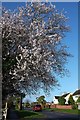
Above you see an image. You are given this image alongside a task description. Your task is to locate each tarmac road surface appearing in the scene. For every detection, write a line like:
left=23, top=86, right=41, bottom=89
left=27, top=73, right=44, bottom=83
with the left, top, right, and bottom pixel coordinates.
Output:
left=7, top=108, right=80, bottom=120
left=25, top=108, right=80, bottom=120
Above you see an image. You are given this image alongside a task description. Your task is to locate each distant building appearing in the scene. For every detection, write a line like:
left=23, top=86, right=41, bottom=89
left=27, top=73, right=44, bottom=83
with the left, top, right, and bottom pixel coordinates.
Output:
left=46, top=102, right=52, bottom=105
left=46, top=102, right=52, bottom=108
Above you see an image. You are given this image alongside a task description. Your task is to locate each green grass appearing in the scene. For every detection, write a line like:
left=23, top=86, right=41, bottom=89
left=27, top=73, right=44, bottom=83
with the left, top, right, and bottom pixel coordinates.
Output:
left=44, top=108, right=80, bottom=114
left=15, top=110, right=45, bottom=120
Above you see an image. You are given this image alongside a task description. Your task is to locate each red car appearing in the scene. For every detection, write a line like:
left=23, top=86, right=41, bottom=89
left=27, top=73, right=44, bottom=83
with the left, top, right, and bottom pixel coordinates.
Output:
left=33, top=104, right=42, bottom=111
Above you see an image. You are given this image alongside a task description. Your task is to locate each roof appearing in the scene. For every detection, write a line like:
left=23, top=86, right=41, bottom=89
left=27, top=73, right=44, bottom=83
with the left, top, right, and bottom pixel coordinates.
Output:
left=62, top=93, right=70, bottom=97
left=55, top=96, right=60, bottom=99
left=55, top=93, right=70, bottom=99
left=73, top=89, right=80, bottom=96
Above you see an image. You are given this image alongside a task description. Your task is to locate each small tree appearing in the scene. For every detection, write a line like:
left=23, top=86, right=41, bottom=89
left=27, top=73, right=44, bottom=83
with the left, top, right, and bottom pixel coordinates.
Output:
left=15, top=97, right=21, bottom=110
left=37, top=96, right=46, bottom=108
left=25, top=101, right=30, bottom=108
left=68, top=95, right=75, bottom=105
left=77, top=96, right=80, bottom=103
left=7, top=97, right=14, bottom=109
left=58, top=96, right=66, bottom=105
left=31, top=102, right=38, bottom=107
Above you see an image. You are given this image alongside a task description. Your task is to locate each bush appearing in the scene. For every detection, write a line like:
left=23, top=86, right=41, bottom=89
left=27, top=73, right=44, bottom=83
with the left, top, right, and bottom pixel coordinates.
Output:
left=68, top=95, right=75, bottom=105
left=58, top=97, right=66, bottom=105
left=72, top=104, right=78, bottom=109
left=77, top=96, right=80, bottom=103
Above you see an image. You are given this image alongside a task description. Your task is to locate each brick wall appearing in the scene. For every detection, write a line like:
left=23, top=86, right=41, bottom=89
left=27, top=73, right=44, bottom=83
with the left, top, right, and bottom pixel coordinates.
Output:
left=50, top=104, right=72, bottom=109
left=56, top=105, right=72, bottom=109
left=50, top=104, right=56, bottom=108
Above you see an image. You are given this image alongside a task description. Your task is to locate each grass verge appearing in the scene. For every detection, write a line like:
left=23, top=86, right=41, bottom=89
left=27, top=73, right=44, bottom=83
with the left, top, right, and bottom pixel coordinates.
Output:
left=44, top=108, right=80, bottom=114
left=15, top=110, right=45, bottom=120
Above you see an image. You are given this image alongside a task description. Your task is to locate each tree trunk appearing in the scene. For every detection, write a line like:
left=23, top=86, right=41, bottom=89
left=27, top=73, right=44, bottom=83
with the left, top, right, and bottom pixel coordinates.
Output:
left=20, top=94, right=22, bottom=110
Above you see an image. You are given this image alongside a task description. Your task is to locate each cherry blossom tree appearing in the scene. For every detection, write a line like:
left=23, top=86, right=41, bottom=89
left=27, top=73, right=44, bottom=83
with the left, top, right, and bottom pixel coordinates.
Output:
left=2, top=2, right=71, bottom=99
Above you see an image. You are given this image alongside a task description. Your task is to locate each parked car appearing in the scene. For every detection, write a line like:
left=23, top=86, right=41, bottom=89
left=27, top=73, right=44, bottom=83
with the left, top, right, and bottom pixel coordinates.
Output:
left=33, top=104, right=42, bottom=111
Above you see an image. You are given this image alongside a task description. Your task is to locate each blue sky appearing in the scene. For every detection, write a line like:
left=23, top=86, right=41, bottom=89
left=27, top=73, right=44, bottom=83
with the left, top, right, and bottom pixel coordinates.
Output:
left=2, top=2, right=78, bottom=102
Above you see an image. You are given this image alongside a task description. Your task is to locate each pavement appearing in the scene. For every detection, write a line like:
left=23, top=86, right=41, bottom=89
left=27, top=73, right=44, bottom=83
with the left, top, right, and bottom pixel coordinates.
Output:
left=7, top=109, right=19, bottom=120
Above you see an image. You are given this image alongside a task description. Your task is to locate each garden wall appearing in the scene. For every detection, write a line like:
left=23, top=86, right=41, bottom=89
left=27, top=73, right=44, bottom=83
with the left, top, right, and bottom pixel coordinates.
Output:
left=50, top=104, right=72, bottom=109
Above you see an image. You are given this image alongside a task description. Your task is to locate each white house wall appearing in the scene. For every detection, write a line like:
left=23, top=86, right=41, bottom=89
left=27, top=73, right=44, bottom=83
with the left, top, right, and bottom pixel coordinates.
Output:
left=73, top=95, right=80, bottom=102
left=53, top=97, right=59, bottom=104
left=65, top=93, right=72, bottom=104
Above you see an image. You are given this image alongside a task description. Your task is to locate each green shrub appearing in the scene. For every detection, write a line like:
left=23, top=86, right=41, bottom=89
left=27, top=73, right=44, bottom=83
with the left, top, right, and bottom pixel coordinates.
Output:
left=68, top=95, right=75, bottom=105
left=58, top=97, right=66, bottom=105
left=72, top=104, right=78, bottom=109
left=77, top=96, right=80, bottom=103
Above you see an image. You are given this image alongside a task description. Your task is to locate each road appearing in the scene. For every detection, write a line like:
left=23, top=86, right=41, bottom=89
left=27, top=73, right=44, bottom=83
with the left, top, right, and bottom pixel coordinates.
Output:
left=25, top=108, right=80, bottom=120
left=41, top=109, right=80, bottom=120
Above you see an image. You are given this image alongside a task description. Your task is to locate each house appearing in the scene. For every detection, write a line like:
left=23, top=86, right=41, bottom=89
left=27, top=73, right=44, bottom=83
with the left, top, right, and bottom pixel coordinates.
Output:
left=72, top=89, right=80, bottom=110
left=45, top=102, right=52, bottom=108
left=53, top=93, right=72, bottom=104
left=53, top=89, right=80, bottom=105
left=73, top=89, right=80, bottom=102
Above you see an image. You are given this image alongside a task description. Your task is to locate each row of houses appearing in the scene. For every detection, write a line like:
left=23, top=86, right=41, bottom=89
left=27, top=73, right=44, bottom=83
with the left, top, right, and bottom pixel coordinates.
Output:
left=53, top=89, right=80, bottom=104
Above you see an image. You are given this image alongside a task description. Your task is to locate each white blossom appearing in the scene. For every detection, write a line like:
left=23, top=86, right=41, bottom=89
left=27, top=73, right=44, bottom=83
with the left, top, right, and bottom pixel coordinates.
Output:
left=2, top=2, right=70, bottom=94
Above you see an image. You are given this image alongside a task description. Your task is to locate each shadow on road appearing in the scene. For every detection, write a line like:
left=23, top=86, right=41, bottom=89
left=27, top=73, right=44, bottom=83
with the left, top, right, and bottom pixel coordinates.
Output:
left=6, top=108, right=19, bottom=120
left=26, top=118, right=80, bottom=120
left=44, top=118, right=79, bottom=120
